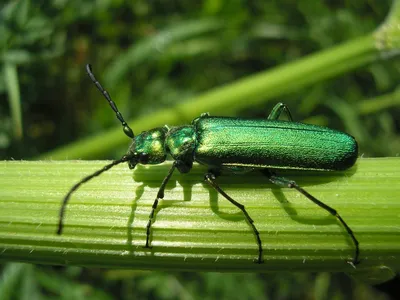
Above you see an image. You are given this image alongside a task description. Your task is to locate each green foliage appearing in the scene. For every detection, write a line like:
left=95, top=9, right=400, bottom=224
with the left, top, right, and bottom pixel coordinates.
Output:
left=0, top=265, right=388, bottom=300
left=0, top=0, right=398, bottom=159
left=0, top=0, right=399, bottom=299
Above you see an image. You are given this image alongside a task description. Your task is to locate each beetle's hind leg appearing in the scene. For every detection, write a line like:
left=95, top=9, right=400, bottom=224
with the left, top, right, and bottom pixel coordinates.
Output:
left=204, top=171, right=263, bottom=264
left=260, top=169, right=360, bottom=266
left=268, top=103, right=294, bottom=121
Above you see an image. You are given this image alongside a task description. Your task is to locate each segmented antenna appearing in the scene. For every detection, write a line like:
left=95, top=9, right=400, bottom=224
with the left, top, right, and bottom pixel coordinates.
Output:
left=57, top=155, right=132, bottom=235
left=86, top=64, right=134, bottom=138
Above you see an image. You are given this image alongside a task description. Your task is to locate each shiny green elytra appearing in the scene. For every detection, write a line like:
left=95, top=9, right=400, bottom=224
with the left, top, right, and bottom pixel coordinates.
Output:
left=57, top=64, right=359, bottom=266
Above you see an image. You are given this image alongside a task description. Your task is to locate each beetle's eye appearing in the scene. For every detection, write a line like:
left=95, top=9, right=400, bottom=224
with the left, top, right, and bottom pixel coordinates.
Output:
left=139, top=152, right=149, bottom=163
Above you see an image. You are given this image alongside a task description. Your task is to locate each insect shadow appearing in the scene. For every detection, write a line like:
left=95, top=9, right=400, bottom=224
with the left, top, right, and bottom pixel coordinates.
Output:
left=207, top=166, right=357, bottom=222
left=126, top=163, right=357, bottom=254
left=127, top=164, right=198, bottom=254
left=267, top=166, right=357, bottom=222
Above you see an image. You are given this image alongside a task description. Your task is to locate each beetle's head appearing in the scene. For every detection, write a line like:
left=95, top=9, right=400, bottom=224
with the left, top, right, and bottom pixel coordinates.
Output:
left=126, top=127, right=168, bottom=169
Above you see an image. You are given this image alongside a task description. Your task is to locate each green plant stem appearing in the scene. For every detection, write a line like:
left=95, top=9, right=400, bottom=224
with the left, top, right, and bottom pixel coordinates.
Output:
left=39, top=34, right=380, bottom=160
left=0, top=158, right=399, bottom=278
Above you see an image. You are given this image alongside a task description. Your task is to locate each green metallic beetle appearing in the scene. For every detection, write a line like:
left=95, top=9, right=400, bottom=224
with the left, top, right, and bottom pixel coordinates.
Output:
left=58, top=64, right=359, bottom=265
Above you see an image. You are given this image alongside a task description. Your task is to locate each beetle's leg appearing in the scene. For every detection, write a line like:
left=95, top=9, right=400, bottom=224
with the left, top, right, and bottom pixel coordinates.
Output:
left=191, top=112, right=210, bottom=125
left=204, top=171, right=263, bottom=264
left=268, top=103, right=294, bottom=121
left=261, top=169, right=360, bottom=266
left=145, top=162, right=177, bottom=248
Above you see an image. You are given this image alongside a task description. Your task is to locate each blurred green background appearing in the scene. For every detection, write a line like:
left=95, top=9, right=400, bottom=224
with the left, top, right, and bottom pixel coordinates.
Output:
left=1, top=0, right=399, bottom=299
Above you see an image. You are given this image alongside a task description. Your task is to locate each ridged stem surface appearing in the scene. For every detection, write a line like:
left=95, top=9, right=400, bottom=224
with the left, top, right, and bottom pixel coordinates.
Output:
left=0, top=159, right=399, bottom=282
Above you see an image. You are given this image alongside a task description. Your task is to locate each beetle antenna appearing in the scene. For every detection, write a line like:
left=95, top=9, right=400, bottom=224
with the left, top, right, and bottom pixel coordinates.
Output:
left=57, top=155, right=133, bottom=235
left=86, top=64, right=134, bottom=139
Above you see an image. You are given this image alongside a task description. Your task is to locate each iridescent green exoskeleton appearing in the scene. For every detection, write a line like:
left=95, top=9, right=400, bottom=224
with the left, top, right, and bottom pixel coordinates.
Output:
left=57, top=64, right=360, bottom=265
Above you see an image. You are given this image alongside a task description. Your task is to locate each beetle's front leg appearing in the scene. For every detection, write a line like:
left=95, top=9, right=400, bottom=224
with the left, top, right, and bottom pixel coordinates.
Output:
left=204, top=171, right=263, bottom=264
left=144, top=162, right=177, bottom=248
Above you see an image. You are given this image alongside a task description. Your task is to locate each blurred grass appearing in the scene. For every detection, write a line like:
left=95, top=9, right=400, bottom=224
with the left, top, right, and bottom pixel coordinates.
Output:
left=39, top=34, right=379, bottom=160
left=1, top=1, right=400, bottom=160
left=1, top=0, right=400, bottom=299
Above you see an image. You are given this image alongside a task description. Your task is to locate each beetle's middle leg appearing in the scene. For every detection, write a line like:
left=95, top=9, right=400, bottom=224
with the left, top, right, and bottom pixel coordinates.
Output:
left=260, top=169, right=360, bottom=266
left=144, top=162, right=177, bottom=248
left=204, top=171, right=263, bottom=264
